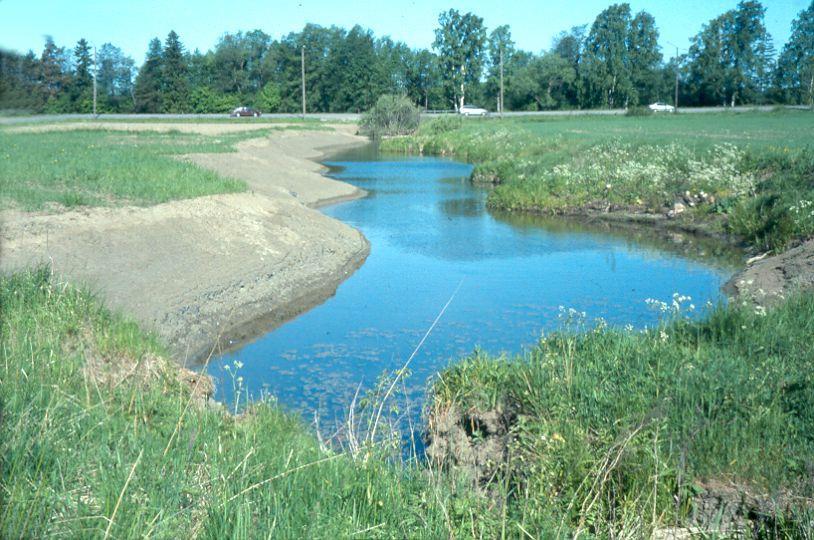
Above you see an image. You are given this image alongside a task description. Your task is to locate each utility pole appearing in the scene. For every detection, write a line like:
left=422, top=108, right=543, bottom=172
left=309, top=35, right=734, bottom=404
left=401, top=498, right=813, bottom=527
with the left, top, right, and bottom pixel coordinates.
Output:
left=300, top=45, right=306, bottom=118
left=499, top=47, right=504, bottom=117
left=673, top=45, right=679, bottom=113
left=667, top=42, right=683, bottom=113
left=93, top=46, right=98, bottom=118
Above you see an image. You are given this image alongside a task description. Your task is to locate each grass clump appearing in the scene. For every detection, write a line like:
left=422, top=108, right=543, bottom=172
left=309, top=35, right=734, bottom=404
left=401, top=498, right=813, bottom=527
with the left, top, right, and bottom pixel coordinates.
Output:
left=429, top=296, right=814, bottom=535
left=382, top=111, right=814, bottom=251
left=0, top=129, right=256, bottom=210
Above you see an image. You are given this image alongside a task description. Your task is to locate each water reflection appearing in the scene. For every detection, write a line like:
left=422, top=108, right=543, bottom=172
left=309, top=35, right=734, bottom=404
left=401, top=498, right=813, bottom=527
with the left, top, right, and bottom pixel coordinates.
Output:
left=209, top=146, right=740, bottom=438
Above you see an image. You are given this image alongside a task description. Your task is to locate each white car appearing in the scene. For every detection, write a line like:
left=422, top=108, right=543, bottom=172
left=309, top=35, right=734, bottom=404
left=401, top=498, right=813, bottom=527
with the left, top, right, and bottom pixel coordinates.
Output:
left=648, top=102, right=675, bottom=113
left=459, top=105, right=489, bottom=117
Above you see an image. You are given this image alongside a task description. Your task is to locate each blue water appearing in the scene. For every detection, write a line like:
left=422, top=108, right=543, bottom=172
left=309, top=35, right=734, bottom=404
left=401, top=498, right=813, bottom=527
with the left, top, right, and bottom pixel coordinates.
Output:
left=209, top=148, right=739, bottom=432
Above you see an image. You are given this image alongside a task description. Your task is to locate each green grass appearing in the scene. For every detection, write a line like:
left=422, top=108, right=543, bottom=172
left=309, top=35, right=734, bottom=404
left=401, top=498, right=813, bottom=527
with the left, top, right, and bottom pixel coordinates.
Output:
left=0, top=129, right=259, bottom=210
left=2, top=269, right=812, bottom=537
left=0, top=269, right=492, bottom=539
left=431, top=296, right=814, bottom=535
left=383, top=110, right=814, bottom=251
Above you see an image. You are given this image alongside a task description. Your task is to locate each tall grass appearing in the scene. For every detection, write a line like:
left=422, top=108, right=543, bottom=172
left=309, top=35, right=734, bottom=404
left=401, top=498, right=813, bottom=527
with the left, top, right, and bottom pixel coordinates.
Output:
left=431, top=295, right=814, bottom=535
left=0, top=269, right=517, bottom=538
left=3, top=268, right=812, bottom=537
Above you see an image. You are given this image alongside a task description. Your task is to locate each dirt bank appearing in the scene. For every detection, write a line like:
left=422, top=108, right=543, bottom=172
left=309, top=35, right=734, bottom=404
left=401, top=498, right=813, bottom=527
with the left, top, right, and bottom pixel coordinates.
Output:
left=726, top=238, right=814, bottom=306
left=1, top=127, right=370, bottom=363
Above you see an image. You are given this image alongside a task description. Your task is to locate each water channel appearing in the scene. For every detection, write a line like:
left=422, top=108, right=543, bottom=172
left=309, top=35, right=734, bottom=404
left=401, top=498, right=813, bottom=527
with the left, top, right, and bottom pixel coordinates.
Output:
left=209, top=146, right=741, bottom=436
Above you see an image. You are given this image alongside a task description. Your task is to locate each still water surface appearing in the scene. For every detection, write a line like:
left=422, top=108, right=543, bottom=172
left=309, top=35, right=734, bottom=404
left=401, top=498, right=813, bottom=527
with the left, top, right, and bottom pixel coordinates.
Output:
left=209, top=147, right=739, bottom=430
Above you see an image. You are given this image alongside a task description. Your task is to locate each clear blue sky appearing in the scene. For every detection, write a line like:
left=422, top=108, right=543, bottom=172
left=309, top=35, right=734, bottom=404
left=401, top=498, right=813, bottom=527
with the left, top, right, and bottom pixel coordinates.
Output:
left=0, top=0, right=808, bottom=62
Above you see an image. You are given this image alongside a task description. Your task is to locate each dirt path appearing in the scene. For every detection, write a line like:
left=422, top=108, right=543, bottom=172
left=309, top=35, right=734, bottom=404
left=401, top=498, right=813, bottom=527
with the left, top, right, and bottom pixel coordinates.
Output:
left=1, top=127, right=370, bottom=364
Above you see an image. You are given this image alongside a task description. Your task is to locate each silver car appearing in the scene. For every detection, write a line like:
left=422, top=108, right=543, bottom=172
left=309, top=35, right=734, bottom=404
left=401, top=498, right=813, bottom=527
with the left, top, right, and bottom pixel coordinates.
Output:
left=648, top=102, right=675, bottom=113
left=459, top=105, right=489, bottom=117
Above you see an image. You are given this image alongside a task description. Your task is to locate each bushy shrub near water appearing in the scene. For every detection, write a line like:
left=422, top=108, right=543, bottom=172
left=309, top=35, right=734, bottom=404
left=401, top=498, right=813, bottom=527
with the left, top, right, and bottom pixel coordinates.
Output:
left=359, top=94, right=421, bottom=139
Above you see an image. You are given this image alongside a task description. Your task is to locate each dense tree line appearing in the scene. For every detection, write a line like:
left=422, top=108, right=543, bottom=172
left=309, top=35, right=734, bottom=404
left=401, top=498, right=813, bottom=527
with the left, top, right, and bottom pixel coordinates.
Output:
left=1, top=1, right=812, bottom=114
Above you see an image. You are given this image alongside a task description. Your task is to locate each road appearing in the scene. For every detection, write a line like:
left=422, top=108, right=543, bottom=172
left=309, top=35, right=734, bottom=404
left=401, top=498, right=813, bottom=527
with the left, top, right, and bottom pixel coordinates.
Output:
left=0, top=105, right=809, bottom=125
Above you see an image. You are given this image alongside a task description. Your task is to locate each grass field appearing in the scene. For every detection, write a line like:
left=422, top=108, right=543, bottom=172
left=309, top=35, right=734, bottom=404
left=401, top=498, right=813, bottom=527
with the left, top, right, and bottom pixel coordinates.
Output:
left=0, top=129, right=258, bottom=210
left=383, top=110, right=814, bottom=251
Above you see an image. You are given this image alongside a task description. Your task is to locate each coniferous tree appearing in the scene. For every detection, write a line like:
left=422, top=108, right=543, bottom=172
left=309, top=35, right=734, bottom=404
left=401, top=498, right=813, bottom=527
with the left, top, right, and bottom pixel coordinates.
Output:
left=39, top=37, right=68, bottom=104
left=161, top=30, right=190, bottom=113
left=485, top=25, right=515, bottom=111
left=686, top=1, right=773, bottom=106
left=134, top=38, right=163, bottom=113
left=72, top=38, right=93, bottom=110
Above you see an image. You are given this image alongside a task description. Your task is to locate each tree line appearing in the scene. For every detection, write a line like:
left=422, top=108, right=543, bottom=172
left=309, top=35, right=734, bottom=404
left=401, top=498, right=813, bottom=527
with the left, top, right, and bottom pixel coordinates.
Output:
left=1, top=1, right=812, bottom=114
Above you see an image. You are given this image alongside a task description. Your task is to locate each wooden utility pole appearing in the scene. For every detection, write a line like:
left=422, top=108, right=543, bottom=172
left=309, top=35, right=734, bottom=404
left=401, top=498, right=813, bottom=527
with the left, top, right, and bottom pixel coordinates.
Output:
left=667, top=42, right=683, bottom=113
left=300, top=45, right=306, bottom=118
left=93, top=46, right=98, bottom=118
left=499, top=47, right=504, bottom=117
left=674, top=46, right=679, bottom=113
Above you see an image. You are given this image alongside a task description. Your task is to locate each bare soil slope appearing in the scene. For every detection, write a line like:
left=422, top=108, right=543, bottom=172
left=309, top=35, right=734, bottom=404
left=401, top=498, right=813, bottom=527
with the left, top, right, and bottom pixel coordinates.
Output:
left=1, top=127, right=369, bottom=363
left=727, top=239, right=814, bottom=306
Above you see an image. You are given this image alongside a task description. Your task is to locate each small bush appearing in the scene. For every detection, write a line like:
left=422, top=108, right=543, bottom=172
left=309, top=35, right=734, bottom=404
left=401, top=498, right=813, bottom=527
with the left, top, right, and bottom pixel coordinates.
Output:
left=419, top=115, right=463, bottom=136
left=360, top=94, right=421, bottom=139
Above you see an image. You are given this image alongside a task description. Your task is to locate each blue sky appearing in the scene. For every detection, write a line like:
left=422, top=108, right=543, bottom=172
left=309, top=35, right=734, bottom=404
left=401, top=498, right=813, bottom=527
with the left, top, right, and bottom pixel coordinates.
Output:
left=0, top=0, right=808, bottom=62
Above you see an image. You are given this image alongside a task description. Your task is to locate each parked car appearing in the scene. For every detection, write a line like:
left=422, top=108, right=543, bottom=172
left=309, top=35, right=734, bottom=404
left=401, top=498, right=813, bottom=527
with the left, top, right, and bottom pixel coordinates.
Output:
left=230, top=106, right=262, bottom=117
left=648, top=102, right=675, bottom=113
left=459, top=104, right=489, bottom=117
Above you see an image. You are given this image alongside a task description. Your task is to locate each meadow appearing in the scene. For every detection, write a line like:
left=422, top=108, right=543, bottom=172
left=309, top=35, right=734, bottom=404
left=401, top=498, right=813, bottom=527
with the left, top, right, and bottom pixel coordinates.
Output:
left=383, top=110, right=814, bottom=251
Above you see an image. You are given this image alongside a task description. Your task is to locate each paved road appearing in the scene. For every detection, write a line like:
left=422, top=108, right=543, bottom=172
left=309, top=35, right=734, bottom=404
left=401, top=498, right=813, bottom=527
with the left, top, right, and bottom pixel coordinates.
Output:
left=1, top=105, right=809, bottom=125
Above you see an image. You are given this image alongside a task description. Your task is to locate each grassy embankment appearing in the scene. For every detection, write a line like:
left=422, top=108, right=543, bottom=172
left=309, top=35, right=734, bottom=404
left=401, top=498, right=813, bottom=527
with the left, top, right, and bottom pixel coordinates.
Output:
left=382, top=111, right=814, bottom=534
left=0, top=123, right=330, bottom=210
left=0, top=129, right=251, bottom=210
left=2, top=121, right=813, bottom=536
left=3, top=270, right=813, bottom=537
left=383, top=111, right=814, bottom=252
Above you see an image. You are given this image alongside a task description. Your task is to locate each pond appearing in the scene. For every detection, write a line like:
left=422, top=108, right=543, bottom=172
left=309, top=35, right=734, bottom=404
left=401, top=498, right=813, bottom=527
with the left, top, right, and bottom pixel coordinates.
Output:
left=208, top=146, right=741, bottom=437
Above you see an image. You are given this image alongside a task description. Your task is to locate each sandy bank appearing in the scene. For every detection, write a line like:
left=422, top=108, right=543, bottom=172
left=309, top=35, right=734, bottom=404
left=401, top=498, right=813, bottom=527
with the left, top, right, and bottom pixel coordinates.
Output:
left=1, top=127, right=370, bottom=363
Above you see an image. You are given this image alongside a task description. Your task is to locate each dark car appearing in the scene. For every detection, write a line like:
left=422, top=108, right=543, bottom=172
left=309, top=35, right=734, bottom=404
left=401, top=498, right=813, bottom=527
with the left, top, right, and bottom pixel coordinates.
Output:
left=230, top=106, right=261, bottom=117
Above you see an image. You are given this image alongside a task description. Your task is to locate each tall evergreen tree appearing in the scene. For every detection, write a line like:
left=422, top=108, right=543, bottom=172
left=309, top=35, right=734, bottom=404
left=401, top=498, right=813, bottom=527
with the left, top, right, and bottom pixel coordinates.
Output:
left=134, top=38, right=163, bottom=113
left=485, top=25, right=515, bottom=111
left=71, top=38, right=93, bottom=110
left=39, top=37, right=68, bottom=104
left=161, top=30, right=190, bottom=113
left=686, top=1, right=773, bottom=106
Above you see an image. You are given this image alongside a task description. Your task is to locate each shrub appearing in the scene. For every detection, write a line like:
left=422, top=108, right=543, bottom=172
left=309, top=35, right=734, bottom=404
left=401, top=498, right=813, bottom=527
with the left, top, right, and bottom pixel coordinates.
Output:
left=419, top=115, right=463, bottom=136
left=360, top=94, right=421, bottom=139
